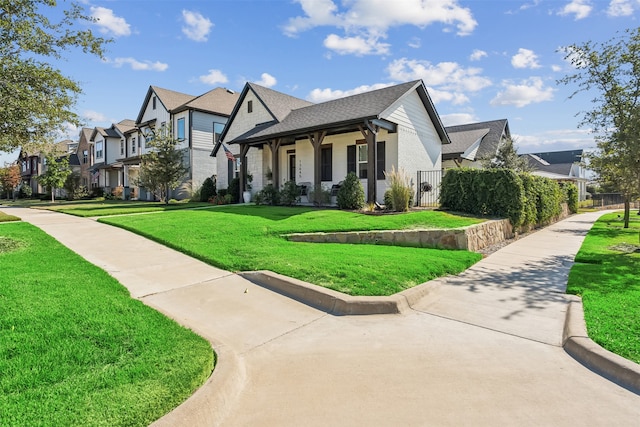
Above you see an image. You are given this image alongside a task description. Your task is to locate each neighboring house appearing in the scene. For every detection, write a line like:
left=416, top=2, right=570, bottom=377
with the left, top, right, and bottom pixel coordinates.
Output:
left=89, top=119, right=136, bottom=197
left=78, top=128, right=94, bottom=189
left=214, top=79, right=450, bottom=205
left=522, top=149, right=589, bottom=200
left=18, top=149, right=44, bottom=195
left=134, top=85, right=239, bottom=200
left=442, top=119, right=511, bottom=170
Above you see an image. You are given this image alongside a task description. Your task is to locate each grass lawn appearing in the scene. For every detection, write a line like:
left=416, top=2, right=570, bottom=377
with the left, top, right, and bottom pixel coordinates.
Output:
left=0, top=210, right=20, bottom=222
left=101, top=205, right=484, bottom=296
left=0, top=222, right=213, bottom=426
left=567, top=212, right=640, bottom=364
left=0, top=199, right=212, bottom=217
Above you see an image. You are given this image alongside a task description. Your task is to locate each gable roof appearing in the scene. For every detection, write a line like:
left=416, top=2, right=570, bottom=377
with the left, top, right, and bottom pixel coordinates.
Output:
left=221, top=80, right=449, bottom=148
left=522, top=153, right=575, bottom=176
left=444, top=119, right=510, bottom=161
left=173, top=87, right=240, bottom=117
left=113, top=119, right=136, bottom=135
left=528, top=149, right=583, bottom=164
left=136, top=86, right=196, bottom=124
left=79, top=127, right=93, bottom=144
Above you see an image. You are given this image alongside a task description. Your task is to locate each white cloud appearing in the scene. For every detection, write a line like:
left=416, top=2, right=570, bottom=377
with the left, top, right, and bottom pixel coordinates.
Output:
left=440, top=113, right=479, bottom=126
left=514, top=128, right=596, bottom=152
left=490, top=77, right=555, bottom=108
left=323, top=34, right=390, bottom=55
left=90, top=6, right=131, bottom=37
left=181, top=10, right=213, bottom=42
left=110, top=57, right=168, bottom=72
left=83, top=110, right=108, bottom=123
left=558, top=0, right=592, bottom=20
left=387, top=58, right=492, bottom=93
left=408, top=37, right=421, bottom=49
left=283, top=0, right=477, bottom=56
left=199, top=69, right=228, bottom=85
left=254, top=73, right=277, bottom=88
left=607, top=0, right=640, bottom=16
left=426, top=87, right=470, bottom=105
left=511, top=48, right=541, bottom=69
left=307, top=83, right=395, bottom=103
left=469, top=49, right=487, bottom=61
left=551, top=64, right=563, bottom=72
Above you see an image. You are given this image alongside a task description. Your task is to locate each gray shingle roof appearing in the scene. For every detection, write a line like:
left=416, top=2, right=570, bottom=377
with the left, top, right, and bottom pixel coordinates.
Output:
left=152, top=86, right=196, bottom=111
left=443, top=128, right=490, bottom=159
left=113, top=119, right=136, bottom=135
left=249, top=83, right=313, bottom=122
left=522, top=153, right=574, bottom=176
left=176, top=87, right=240, bottom=116
left=228, top=80, right=437, bottom=144
left=444, top=119, right=510, bottom=160
left=528, top=149, right=583, bottom=164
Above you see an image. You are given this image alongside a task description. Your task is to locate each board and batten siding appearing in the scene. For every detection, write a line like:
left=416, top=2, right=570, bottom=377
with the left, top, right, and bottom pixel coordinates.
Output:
left=223, top=90, right=274, bottom=142
left=191, top=111, right=228, bottom=151
left=383, top=90, right=442, bottom=175
left=139, top=93, right=171, bottom=128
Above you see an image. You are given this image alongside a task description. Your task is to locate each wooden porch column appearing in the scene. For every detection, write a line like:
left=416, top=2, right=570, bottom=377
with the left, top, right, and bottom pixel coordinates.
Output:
left=267, top=138, right=282, bottom=189
left=308, top=131, right=327, bottom=188
left=239, top=144, right=250, bottom=192
left=359, top=122, right=378, bottom=204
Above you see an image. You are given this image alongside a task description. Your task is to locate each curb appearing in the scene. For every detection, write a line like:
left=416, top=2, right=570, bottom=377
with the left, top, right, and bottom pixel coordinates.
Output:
left=239, top=270, right=442, bottom=315
left=562, top=295, right=640, bottom=395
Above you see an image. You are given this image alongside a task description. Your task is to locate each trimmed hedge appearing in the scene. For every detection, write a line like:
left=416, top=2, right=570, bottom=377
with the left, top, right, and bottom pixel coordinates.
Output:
left=441, top=168, right=569, bottom=229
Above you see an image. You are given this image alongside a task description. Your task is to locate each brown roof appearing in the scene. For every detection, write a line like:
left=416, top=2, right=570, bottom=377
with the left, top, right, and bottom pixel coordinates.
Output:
left=152, top=86, right=196, bottom=111
left=176, top=87, right=240, bottom=116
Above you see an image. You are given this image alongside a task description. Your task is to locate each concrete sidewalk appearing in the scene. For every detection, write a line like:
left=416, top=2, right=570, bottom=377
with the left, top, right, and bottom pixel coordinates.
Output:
left=3, top=206, right=640, bottom=426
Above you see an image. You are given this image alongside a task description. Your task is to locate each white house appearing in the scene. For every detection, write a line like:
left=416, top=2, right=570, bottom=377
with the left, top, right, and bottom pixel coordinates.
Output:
left=522, top=149, right=589, bottom=200
left=214, top=80, right=450, bottom=205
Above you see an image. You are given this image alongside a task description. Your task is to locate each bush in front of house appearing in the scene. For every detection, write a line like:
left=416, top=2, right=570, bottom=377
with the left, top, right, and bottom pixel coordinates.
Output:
left=279, top=180, right=301, bottom=206
left=254, top=183, right=280, bottom=205
left=18, top=183, right=32, bottom=199
left=384, top=166, right=413, bottom=212
left=200, top=177, right=216, bottom=202
left=227, top=178, right=240, bottom=204
left=563, top=183, right=579, bottom=214
left=337, top=172, right=365, bottom=210
left=309, top=184, right=331, bottom=207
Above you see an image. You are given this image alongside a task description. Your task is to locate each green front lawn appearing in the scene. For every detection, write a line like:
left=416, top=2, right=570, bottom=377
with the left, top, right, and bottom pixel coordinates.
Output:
left=0, top=210, right=20, bottom=222
left=41, top=200, right=213, bottom=217
left=0, top=222, right=213, bottom=426
left=101, top=205, right=483, bottom=296
left=567, top=212, right=640, bottom=364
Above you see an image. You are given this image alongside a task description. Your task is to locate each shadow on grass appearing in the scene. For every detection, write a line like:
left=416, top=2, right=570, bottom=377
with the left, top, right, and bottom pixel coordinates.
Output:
left=203, top=205, right=320, bottom=221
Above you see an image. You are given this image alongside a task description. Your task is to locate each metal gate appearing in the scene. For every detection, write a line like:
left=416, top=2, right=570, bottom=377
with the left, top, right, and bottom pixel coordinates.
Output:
left=416, top=170, right=442, bottom=207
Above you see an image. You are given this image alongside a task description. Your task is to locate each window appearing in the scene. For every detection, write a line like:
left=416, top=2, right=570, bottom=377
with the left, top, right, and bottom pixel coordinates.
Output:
left=82, top=150, right=88, bottom=164
left=357, top=144, right=368, bottom=179
left=213, top=122, right=224, bottom=144
left=347, top=140, right=385, bottom=180
left=227, top=155, right=240, bottom=184
left=152, top=96, right=156, bottom=110
left=96, top=141, right=103, bottom=159
left=131, top=137, right=136, bottom=154
left=247, top=100, right=253, bottom=113
left=177, top=118, right=185, bottom=141
left=321, top=145, right=332, bottom=181
left=120, top=140, right=124, bottom=156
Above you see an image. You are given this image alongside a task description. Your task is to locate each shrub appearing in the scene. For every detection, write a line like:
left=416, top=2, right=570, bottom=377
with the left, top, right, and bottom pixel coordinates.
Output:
left=200, top=177, right=216, bottom=202
left=337, top=172, right=365, bottom=210
left=91, top=187, right=104, bottom=198
left=255, top=184, right=279, bottom=205
left=279, top=180, right=301, bottom=206
left=227, top=178, right=240, bottom=204
left=18, top=183, right=32, bottom=199
left=564, top=183, right=579, bottom=214
left=309, top=184, right=331, bottom=207
left=384, top=166, right=413, bottom=212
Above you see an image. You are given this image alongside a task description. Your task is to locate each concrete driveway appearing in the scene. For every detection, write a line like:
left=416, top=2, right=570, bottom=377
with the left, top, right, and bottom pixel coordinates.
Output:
left=5, top=207, right=640, bottom=426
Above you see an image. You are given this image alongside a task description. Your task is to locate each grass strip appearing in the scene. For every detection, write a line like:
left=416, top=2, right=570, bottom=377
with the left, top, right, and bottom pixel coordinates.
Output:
left=0, top=210, right=20, bottom=222
left=0, top=222, right=213, bottom=427
left=567, top=212, right=640, bottom=364
left=100, top=205, right=483, bottom=296
left=40, top=200, right=213, bottom=217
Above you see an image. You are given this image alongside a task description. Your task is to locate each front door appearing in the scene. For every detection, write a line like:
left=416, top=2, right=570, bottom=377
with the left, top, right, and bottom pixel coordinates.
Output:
left=288, top=151, right=296, bottom=183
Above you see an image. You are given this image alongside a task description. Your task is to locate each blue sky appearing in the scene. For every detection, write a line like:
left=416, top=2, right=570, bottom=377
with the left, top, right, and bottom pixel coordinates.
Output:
left=2, top=0, right=639, bottom=165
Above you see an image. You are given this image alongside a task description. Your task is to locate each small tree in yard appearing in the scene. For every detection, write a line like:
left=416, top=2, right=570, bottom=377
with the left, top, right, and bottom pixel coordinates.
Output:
left=480, top=137, right=532, bottom=172
left=38, top=154, right=72, bottom=202
left=558, top=28, right=640, bottom=229
left=137, top=126, right=188, bottom=204
left=0, top=164, right=21, bottom=200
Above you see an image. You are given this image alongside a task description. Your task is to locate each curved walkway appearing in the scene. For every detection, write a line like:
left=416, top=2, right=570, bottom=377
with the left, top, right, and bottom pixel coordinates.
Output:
left=4, top=207, right=640, bottom=426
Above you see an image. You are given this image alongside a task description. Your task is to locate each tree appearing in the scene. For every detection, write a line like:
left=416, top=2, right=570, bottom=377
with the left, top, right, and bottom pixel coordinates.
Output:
left=137, top=126, right=188, bottom=204
left=558, top=28, right=640, bottom=228
left=0, top=0, right=109, bottom=152
left=0, top=164, right=21, bottom=199
left=37, top=153, right=71, bottom=202
left=479, top=137, right=532, bottom=172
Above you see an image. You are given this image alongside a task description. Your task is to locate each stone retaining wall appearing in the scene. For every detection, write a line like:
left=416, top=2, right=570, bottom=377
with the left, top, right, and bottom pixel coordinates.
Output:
left=285, top=219, right=514, bottom=252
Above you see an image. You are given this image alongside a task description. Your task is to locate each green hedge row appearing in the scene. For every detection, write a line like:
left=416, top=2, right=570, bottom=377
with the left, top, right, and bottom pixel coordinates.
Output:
left=440, top=169, right=578, bottom=228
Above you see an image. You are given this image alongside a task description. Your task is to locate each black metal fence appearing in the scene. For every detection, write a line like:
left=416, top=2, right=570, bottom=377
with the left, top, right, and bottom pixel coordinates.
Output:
left=591, top=193, right=625, bottom=207
left=416, top=170, right=442, bottom=207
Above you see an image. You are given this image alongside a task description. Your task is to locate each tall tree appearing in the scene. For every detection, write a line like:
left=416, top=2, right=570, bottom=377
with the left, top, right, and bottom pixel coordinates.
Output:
left=480, top=137, right=532, bottom=172
left=137, top=126, right=188, bottom=205
left=37, top=152, right=71, bottom=202
left=558, top=28, right=640, bottom=228
left=0, top=0, right=109, bottom=152
left=0, top=164, right=21, bottom=199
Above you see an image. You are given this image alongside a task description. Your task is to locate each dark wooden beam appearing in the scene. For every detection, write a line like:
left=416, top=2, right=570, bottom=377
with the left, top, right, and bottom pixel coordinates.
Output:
left=267, top=138, right=282, bottom=189
left=239, top=144, right=250, bottom=193
left=308, top=131, right=326, bottom=189
left=359, top=122, right=378, bottom=203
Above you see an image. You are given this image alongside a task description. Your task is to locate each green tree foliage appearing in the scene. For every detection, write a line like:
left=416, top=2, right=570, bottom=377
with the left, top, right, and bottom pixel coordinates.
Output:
left=137, top=126, right=188, bottom=205
left=199, top=177, right=216, bottom=202
left=0, top=164, right=21, bottom=199
left=479, top=137, right=532, bottom=172
left=37, top=153, right=71, bottom=202
left=558, top=28, right=640, bottom=228
left=337, top=172, right=365, bottom=210
left=0, top=0, right=109, bottom=152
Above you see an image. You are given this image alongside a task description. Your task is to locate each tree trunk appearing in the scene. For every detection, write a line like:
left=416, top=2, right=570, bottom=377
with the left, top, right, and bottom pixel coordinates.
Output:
left=624, top=197, right=630, bottom=229
left=51, top=188, right=55, bottom=203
